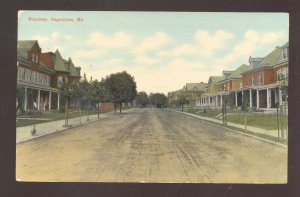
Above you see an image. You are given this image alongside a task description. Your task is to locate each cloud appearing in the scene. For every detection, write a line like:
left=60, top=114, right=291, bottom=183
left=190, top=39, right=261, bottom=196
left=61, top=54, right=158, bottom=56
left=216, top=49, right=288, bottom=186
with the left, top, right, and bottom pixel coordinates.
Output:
left=215, top=29, right=287, bottom=67
left=87, top=31, right=133, bottom=49
left=135, top=55, right=157, bottom=65
left=75, top=49, right=107, bottom=58
left=194, top=30, right=234, bottom=57
left=132, top=32, right=172, bottom=55
left=158, top=43, right=198, bottom=58
left=158, top=30, right=233, bottom=58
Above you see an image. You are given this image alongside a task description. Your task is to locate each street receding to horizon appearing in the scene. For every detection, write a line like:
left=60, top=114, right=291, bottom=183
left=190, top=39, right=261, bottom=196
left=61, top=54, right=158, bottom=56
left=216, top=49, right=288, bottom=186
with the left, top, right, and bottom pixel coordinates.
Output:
left=16, top=108, right=287, bottom=183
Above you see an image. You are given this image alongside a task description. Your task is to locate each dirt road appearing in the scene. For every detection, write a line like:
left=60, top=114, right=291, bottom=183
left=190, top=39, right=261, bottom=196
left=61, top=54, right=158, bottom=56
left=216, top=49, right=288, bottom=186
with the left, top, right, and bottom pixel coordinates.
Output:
left=16, top=108, right=287, bottom=183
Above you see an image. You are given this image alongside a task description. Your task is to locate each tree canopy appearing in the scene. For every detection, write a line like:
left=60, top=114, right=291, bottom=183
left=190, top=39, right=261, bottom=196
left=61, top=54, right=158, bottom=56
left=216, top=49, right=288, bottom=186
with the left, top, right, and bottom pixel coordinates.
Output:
left=149, top=93, right=168, bottom=108
left=104, top=71, right=137, bottom=113
left=136, top=91, right=149, bottom=107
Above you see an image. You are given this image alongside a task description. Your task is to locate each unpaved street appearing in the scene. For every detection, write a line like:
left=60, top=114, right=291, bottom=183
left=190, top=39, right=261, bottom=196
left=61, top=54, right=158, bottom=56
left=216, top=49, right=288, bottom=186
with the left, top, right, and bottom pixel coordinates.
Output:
left=16, top=108, right=287, bottom=183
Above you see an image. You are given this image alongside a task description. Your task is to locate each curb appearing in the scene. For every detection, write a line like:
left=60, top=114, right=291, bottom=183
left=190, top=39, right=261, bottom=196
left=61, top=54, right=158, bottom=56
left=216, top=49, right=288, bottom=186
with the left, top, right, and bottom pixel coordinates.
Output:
left=174, top=110, right=287, bottom=149
left=16, top=114, right=119, bottom=144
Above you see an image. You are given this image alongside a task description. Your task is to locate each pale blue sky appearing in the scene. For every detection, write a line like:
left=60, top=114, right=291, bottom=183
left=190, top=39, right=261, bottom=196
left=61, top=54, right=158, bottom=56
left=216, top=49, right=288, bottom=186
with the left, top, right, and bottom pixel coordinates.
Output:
left=18, top=11, right=289, bottom=94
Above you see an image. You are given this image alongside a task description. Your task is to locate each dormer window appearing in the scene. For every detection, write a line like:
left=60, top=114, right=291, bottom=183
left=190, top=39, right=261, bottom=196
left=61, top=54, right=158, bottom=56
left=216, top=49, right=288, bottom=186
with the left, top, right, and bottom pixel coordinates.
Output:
left=283, top=47, right=288, bottom=60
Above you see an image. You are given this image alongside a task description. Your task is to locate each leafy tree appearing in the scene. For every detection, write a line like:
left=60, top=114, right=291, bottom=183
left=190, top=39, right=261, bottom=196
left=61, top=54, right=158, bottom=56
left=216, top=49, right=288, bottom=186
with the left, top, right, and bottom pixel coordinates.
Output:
left=59, top=77, right=75, bottom=126
left=80, top=73, right=94, bottom=122
left=136, top=91, right=149, bottom=108
left=177, top=94, right=188, bottom=112
left=92, top=79, right=112, bottom=119
left=105, top=71, right=137, bottom=114
left=149, top=93, right=168, bottom=108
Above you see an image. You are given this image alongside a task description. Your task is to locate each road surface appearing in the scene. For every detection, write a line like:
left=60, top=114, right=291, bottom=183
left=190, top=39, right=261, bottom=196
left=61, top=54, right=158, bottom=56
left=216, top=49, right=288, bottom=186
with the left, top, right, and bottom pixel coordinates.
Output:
left=16, top=108, right=287, bottom=183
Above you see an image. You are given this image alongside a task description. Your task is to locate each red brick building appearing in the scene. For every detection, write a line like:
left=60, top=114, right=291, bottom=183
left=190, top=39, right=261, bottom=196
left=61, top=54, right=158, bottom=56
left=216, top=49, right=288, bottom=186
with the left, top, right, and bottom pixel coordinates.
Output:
left=241, top=42, right=288, bottom=110
left=17, top=40, right=81, bottom=113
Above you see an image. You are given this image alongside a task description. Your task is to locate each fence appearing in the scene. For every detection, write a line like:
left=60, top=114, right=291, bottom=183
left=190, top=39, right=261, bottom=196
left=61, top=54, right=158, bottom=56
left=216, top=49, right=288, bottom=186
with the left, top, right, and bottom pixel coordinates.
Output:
left=172, top=103, right=288, bottom=140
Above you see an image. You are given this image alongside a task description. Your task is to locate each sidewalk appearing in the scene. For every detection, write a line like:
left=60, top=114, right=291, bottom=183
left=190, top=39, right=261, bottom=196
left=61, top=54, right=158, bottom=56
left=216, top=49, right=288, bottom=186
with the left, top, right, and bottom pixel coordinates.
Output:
left=168, top=109, right=287, bottom=140
left=16, top=109, right=135, bottom=143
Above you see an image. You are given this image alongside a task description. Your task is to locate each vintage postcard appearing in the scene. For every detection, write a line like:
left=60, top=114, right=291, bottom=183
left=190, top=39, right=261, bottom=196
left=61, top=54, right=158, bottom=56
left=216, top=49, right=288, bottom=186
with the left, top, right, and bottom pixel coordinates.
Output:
left=16, top=11, right=288, bottom=183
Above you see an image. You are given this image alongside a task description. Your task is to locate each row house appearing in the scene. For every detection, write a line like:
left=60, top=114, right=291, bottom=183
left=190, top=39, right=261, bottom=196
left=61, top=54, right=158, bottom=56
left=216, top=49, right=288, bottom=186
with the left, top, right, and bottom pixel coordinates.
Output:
left=17, top=40, right=81, bottom=113
left=196, top=42, right=288, bottom=111
left=168, top=82, right=207, bottom=107
left=196, top=67, right=248, bottom=108
left=240, top=42, right=288, bottom=110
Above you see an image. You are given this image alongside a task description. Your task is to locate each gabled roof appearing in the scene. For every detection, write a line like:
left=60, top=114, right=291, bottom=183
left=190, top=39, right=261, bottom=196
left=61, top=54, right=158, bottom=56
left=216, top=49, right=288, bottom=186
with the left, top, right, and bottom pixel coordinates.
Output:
left=183, top=82, right=207, bottom=91
left=225, top=64, right=249, bottom=80
left=68, top=58, right=81, bottom=77
left=246, top=42, right=289, bottom=73
left=54, top=49, right=69, bottom=72
left=208, top=76, right=224, bottom=84
left=17, top=40, right=39, bottom=50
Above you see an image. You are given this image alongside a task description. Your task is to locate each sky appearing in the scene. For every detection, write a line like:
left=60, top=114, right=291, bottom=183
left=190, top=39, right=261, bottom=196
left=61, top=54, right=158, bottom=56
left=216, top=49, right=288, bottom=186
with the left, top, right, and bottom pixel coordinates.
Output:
left=18, top=11, right=289, bottom=95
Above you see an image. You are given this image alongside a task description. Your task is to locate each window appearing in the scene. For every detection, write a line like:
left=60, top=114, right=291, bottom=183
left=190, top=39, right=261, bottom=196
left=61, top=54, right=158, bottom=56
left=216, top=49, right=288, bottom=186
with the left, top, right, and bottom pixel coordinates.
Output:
left=18, top=67, right=24, bottom=81
left=282, top=47, right=288, bottom=60
left=25, top=69, right=31, bottom=82
left=58, top=76, right=63, bottom=87
left=32, top=53, right=35, bottom=62
left=282, top=88, right=288, bottom=102
left=251, top=76, right=255, bottom=86
left=259, top=73, right=263, bottom=85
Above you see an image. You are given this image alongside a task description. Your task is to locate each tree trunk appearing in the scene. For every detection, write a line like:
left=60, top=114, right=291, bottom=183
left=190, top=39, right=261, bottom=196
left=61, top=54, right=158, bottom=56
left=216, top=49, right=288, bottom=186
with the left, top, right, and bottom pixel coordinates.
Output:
left=114, top=103, right=117, bottom=114
left=97, top=102, right=100, bottom=119
left=79, top=100, right=82, bottom=125
left=119, top=102, right=122, bottom=114
left=181, top=104, right=183, bottom=112
left=65, top=97, right=69, bottom=126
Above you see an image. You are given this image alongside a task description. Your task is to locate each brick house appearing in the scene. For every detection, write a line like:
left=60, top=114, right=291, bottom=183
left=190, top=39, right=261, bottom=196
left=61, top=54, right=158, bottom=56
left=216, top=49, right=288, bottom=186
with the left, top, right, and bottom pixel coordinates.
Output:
left=17, top=40, right=59, bottom=112
left=168, top=82, right=207, bottom=107
left=241, top=42, right=288, bottom=110
left=196, top=75, right=226, bottom=108
left=40, top=50, right=81, bottom=109
left=17, top=40, right=81, bottom=113
left=196, top=65, right=249, bottom=108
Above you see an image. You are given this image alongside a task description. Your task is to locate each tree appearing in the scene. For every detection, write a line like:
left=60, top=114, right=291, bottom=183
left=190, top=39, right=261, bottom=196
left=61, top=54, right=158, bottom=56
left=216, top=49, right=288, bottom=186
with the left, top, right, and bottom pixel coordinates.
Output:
left=177, top=94, right=188, bottom=112
left=80, top=73, right=94, bottom=122
left=59, top=77, right=75, bottom=126
left=92, top=79, right=112, bottom=119
left=105, top=71, right=137, bottom=114
left=136, top=91, right=149, bottom=108
left=149, top=93, right=168, bottom=108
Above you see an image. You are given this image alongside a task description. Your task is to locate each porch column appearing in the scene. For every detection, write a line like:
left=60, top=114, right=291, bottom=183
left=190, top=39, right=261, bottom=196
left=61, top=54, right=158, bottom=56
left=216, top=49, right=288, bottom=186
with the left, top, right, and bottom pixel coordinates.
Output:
left=24, top=87, right=27, bottom=111
left=57, top=92, right=60, bottom=110
left=220, top=95, right=223, bottom=107
left=37, top=89, right=41, bottom=110
left=49, top=91, right=52, bottom=110
left=235, top=91, right=238, bottom=107
left=216, top=95, right=219, bottom=106
left=267, top=88, right=270, bottom=108
left=256, top=89, right=260, bottom=109
left=242, top=90, right=244, bottom=103
left=249, top=89, right=253, bottom=108
left=279, top=87, right=282, bottom=105
left=215, top=95, right=218, bottom=106
left=207, top=97, right=209, bottom=107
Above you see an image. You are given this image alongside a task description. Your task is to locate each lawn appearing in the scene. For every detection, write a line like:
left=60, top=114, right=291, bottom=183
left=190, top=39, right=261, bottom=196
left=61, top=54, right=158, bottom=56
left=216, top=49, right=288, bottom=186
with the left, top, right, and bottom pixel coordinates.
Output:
left=186, top=108, right=288, bottom=130
left=226, top=113, right=288, bottom=130
left=16, top=109, right=112, bottom=127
